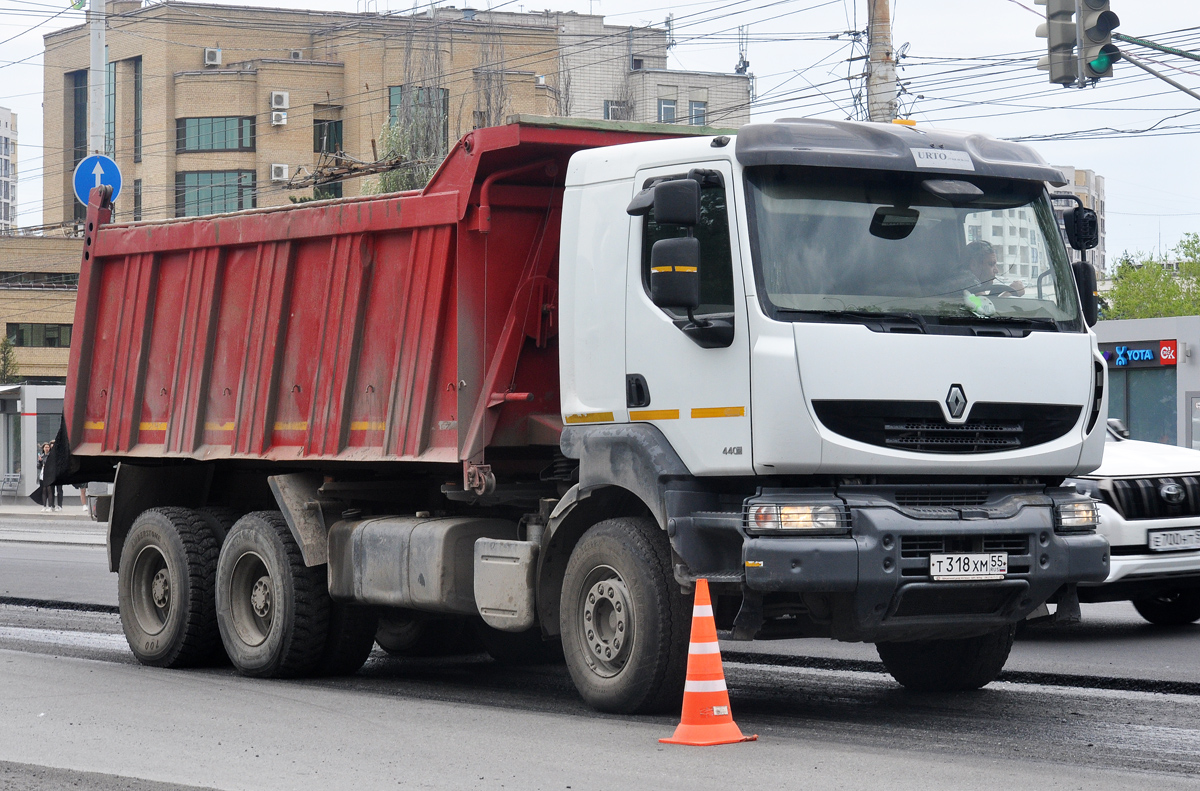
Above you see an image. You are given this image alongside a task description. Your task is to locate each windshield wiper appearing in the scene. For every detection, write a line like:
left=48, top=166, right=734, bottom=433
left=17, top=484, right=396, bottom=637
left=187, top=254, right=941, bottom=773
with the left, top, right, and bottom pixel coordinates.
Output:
left=942, top=314, right=1060, bottom=330
left=777, top=308, right=929, bottom=332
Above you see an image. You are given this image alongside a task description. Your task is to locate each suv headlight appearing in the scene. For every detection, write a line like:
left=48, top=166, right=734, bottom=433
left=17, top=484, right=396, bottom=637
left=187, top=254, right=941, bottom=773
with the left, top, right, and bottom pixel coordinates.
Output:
left=1056, top=500, right=1099, bottom=531
left=745, top=503, right=849, bottom=535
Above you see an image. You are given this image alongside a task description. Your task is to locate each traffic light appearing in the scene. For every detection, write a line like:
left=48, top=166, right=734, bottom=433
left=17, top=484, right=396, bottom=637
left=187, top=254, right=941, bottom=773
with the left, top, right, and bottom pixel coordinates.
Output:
left=1080, top=0, right=1120, bottom=79
left=1035, top=0, right=1078, bottom=85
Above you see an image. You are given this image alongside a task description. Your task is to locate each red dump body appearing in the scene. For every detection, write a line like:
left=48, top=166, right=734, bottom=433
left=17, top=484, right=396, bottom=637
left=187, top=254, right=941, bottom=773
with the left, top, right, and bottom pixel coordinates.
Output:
left=65, top=120, right=679, bottom=468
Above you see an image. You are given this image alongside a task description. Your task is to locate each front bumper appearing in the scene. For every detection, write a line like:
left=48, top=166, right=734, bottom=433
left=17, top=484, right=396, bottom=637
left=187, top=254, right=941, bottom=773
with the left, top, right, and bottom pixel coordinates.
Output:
left=740, top=488, right=1109, bottom=642
left=1070, top=502, right=1200, bottom=601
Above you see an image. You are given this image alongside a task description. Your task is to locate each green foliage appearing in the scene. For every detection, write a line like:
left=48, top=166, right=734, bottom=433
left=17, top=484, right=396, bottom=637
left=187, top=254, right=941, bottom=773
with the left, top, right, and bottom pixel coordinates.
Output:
left=1106, top=234, right=1200, bottom=319
left=362, top=95, right=447, bottom=196
left=0, top=335, right=18, bottom=385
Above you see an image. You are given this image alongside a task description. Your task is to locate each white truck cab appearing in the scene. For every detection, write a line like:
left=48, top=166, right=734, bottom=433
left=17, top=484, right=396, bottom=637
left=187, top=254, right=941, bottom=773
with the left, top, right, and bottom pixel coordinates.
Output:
left=554, top=118, right=1109, bottom=693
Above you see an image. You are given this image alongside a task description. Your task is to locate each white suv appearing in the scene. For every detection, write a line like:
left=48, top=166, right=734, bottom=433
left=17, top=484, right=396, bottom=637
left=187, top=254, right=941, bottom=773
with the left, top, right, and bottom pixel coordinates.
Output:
left=1066, top=420, right=1200, bottom=625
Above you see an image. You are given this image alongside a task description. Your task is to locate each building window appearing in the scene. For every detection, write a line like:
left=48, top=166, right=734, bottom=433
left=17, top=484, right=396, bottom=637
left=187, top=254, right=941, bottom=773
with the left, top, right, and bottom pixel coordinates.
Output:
left=70, top=70, right=87, bottom=167
left=105, top=57, right=115, bottom=158
left=1031, top=246, right=1039, bottom=264
left=967, top=225, right=981, bottom=241
left=632, top=58, right=644, bottom=70
left=133, top=179, right=142, bottom=221
left=1020, top=246, right=1029, bottom=263
left=657, top=99, right=676, bottom=123
left=7, top=323, right=72, bottom=348
left=175, top=170, right=256, bottom=217
left=388, top=85, right=449, bottom=150
left=176, top=117, right=255, bottom=152
left=604, top=100, right=632, bottom=121
left=313, top=119, right=343, bottom=154
left=314, top=182, right=342, bottom=200
left=991, top=225, right=1002, bottom=237
left=688, top=100, right=707, bottom=125
left=133, top=57, right=142, bottom=162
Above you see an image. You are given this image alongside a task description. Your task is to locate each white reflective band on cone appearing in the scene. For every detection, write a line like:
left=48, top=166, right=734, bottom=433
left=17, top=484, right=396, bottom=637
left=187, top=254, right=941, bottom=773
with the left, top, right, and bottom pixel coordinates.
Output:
left=683, top=679, right=728, bottom=693
left=692, top=604, right=714, bottom=617
left=689, top=641, right=721, bottom=654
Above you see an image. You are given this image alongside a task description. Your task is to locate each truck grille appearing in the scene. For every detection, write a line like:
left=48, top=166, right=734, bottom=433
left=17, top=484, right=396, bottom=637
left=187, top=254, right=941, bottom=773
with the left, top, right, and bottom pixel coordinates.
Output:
left=894, top=492, right=989, bottom=508
left=811, top=401, right=1081, bottom=454
left=1109, top=477, right=1200, bottom=520
left=900, top=534, right=1030, bottom=558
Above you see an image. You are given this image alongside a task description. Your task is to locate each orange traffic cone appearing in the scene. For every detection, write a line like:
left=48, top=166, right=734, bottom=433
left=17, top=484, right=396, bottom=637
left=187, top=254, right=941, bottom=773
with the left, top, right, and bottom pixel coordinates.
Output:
left=660, top=578, right=757, bottom=746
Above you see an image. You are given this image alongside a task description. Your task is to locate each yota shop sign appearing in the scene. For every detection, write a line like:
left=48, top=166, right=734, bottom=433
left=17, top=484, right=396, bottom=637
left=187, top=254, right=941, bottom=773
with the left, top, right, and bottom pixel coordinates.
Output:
left=1100, top=340, right=1178, bottom=368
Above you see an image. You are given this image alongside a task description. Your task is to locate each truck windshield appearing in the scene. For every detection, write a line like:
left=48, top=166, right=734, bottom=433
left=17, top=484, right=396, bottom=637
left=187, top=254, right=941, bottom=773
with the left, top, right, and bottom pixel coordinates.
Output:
left=743, top=165, right=1083, bottom=330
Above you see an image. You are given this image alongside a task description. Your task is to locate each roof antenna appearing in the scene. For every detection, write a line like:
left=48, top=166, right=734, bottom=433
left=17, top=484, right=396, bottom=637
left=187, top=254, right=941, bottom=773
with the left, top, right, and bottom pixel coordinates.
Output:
left=735, top=25, right=750, bottom=73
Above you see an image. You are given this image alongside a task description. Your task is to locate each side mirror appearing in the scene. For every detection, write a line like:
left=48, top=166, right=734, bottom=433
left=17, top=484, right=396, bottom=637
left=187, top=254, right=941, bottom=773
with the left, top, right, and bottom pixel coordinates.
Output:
left=1072, top=261, right=1098, bottom=327
left=1063, top=206, right=1099, bottom=251
left=650, top=237, right=700, bottom=310
left=651, top=179, right=700, bottom=226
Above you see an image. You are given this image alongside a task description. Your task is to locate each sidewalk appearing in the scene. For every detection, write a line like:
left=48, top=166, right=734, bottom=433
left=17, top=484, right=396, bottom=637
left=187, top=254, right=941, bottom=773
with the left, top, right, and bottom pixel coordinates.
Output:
left=0, top=503, right=92, bottom=521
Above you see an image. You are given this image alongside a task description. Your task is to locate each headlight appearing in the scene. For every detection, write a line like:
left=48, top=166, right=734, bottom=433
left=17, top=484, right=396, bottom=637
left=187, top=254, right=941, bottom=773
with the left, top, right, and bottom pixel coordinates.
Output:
left=746, top=503, right=848, bottom=535
left=1056, top=500, right=1099, bottom=531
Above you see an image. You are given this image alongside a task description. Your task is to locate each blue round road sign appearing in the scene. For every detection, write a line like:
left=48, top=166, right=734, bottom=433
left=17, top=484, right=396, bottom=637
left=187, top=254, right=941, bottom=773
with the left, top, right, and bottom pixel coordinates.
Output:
left=73, top=154, right=122, bottom=206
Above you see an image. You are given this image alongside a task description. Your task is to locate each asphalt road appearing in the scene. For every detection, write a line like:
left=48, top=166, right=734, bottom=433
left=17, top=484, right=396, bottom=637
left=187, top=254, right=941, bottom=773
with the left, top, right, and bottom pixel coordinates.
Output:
left=3, top=518, right=1200, bottom=789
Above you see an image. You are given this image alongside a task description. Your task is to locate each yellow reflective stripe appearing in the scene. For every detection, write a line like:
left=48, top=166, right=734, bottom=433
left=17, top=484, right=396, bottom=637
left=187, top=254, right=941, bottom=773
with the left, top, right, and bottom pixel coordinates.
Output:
left=273, top=421, right=308, bottom=431
left=650, top=266, right=673, bottom=273
left=564, top=412, right=615, bottom=425
left=673, top=266, right=698, bottom=273
left=691, top=406, right=745, bottom=419
left=204, top=421, right=234, bottom=431
left=138, top=422, right=168, bottom=431
left=349, top=421, right=387, bottom=431
left=649, top=266, right=698, bottom=273
left=83, top=420, right=104, bottom=430
left=630, top=409, right=680, bottom=421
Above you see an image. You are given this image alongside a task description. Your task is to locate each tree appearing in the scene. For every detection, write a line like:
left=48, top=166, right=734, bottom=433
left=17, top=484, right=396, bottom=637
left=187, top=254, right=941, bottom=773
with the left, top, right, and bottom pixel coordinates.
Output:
left=1105, top=235, right=1200, bottom=319
left=0, top=335, right=18, bottom=385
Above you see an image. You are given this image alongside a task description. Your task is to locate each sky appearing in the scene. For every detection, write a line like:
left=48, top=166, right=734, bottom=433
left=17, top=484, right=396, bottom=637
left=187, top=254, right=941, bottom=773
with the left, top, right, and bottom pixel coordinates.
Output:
left=1, top=0, right=1198, bottom=265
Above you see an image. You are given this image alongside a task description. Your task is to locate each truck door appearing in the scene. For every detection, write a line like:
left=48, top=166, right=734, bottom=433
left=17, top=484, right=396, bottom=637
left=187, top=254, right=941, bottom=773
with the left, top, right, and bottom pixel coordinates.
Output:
left=625, top=162, right=752, bottom=475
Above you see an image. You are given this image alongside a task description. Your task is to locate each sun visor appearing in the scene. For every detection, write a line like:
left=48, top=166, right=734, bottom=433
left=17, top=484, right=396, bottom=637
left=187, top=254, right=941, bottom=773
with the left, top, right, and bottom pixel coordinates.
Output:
left=734, top=119, right=1068, bottom=187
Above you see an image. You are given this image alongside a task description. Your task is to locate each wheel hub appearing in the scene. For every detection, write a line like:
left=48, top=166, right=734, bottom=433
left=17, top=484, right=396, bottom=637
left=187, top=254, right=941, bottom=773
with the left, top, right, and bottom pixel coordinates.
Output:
left=151, top=569, right=170, bottom=610
left=250, top=576, right=272, bottom=619
left=583, top=577, right=631, bottom=671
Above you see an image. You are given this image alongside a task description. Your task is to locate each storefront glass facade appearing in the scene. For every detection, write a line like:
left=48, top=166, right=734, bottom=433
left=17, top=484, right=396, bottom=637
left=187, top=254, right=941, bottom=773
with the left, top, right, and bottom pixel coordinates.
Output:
left=1108, top=366, right=1177, bottom=445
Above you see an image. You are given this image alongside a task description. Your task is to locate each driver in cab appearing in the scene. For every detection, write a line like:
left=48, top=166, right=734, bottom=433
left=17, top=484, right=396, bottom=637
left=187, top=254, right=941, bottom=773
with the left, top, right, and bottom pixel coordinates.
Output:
left=956, top=240, right=1025, bottom=297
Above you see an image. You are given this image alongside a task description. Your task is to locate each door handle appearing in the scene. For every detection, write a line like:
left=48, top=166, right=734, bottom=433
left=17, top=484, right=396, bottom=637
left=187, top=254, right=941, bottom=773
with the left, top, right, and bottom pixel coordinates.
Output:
left=626, top=374, right=651, bottom=408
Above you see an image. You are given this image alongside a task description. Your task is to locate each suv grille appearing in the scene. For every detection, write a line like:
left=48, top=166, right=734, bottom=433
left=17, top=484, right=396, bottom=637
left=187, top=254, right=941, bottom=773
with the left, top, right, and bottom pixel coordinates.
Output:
left=1109, top=477, right=1200, bottom=520
left=812, top=401, right=1081, bottom=454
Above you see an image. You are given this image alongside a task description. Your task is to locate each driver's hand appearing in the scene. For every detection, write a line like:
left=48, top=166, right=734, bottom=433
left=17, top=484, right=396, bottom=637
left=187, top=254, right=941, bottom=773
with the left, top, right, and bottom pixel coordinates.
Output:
left=1010, top=280, right=1025, bottom=296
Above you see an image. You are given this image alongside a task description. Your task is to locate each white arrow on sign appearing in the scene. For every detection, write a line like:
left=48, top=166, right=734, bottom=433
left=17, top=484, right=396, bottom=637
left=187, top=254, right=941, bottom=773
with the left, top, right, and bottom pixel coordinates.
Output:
left=92, top=161, right=105, bottom=189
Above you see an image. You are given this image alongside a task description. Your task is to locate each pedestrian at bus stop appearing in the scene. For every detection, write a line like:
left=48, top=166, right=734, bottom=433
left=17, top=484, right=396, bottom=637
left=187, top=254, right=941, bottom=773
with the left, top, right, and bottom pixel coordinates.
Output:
left=37, top=442, right=62, bottom=512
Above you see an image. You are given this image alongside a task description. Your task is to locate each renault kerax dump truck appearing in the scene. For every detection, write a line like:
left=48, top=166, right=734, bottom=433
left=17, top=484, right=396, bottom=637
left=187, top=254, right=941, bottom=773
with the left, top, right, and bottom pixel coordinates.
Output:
left=67, top=116, right=1110, bottom=713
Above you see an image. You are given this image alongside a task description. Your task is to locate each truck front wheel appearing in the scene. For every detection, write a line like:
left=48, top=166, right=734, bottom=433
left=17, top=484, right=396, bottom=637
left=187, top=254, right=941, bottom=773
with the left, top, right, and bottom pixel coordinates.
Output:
left=118, top=507, right=222, bottom=667
left=559, top=516, right=690, bottom=714
left=215, top=511, right=330, bottom=678
left=876, top=625, right=1016, bottom=692
left=1133, top=589, right=1200, bottom=625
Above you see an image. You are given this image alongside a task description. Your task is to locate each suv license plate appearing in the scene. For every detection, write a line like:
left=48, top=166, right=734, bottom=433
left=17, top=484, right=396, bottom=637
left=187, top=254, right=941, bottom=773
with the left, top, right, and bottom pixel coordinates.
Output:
left=929, top=553, right=1008, bottom=581
left=1148, top=528, right=1200, bottom=552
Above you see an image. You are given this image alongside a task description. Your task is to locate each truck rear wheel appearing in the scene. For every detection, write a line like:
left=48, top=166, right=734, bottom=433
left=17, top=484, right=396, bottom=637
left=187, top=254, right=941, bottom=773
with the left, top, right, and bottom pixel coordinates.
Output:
left=375, top=613, right=479, bottom=657
left=476, top=622, right=563, bottom=665
left=117, top=507, right=222, bottom=668
left=876, top=625, right=1016, bottom=692
left=1133, top=589, right=1200, bottom=625
left=559, top=516, right=690, bottom=714
left=215, top=511, right=330, bottom=678
left=318, top=603, right=379, bottom=676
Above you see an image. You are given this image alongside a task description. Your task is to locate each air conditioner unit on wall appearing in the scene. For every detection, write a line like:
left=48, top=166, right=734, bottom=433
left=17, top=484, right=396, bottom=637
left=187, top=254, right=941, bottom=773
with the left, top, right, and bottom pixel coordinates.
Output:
left=271, top=111, right=287, bottom=126
left=290, top=49, right=304, bottom=60
left=271, top=164, right=289, bottom=182
left=204, top=47, right=222, bottom=66
left=270, top=91, right=290, bottom=110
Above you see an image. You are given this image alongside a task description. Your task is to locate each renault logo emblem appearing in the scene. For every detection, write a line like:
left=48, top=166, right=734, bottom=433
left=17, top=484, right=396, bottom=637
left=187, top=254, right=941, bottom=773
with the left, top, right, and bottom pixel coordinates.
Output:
left=1160, top=482, right=1186, bottom=505
left=946, top=384, right=968, bottom=419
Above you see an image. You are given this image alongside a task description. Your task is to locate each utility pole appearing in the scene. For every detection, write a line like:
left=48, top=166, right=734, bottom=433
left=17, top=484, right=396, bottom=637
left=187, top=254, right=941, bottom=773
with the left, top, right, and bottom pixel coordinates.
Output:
left=89, top=0, right=105, bottom=155
left=866, top=0, right=896, bottom=122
